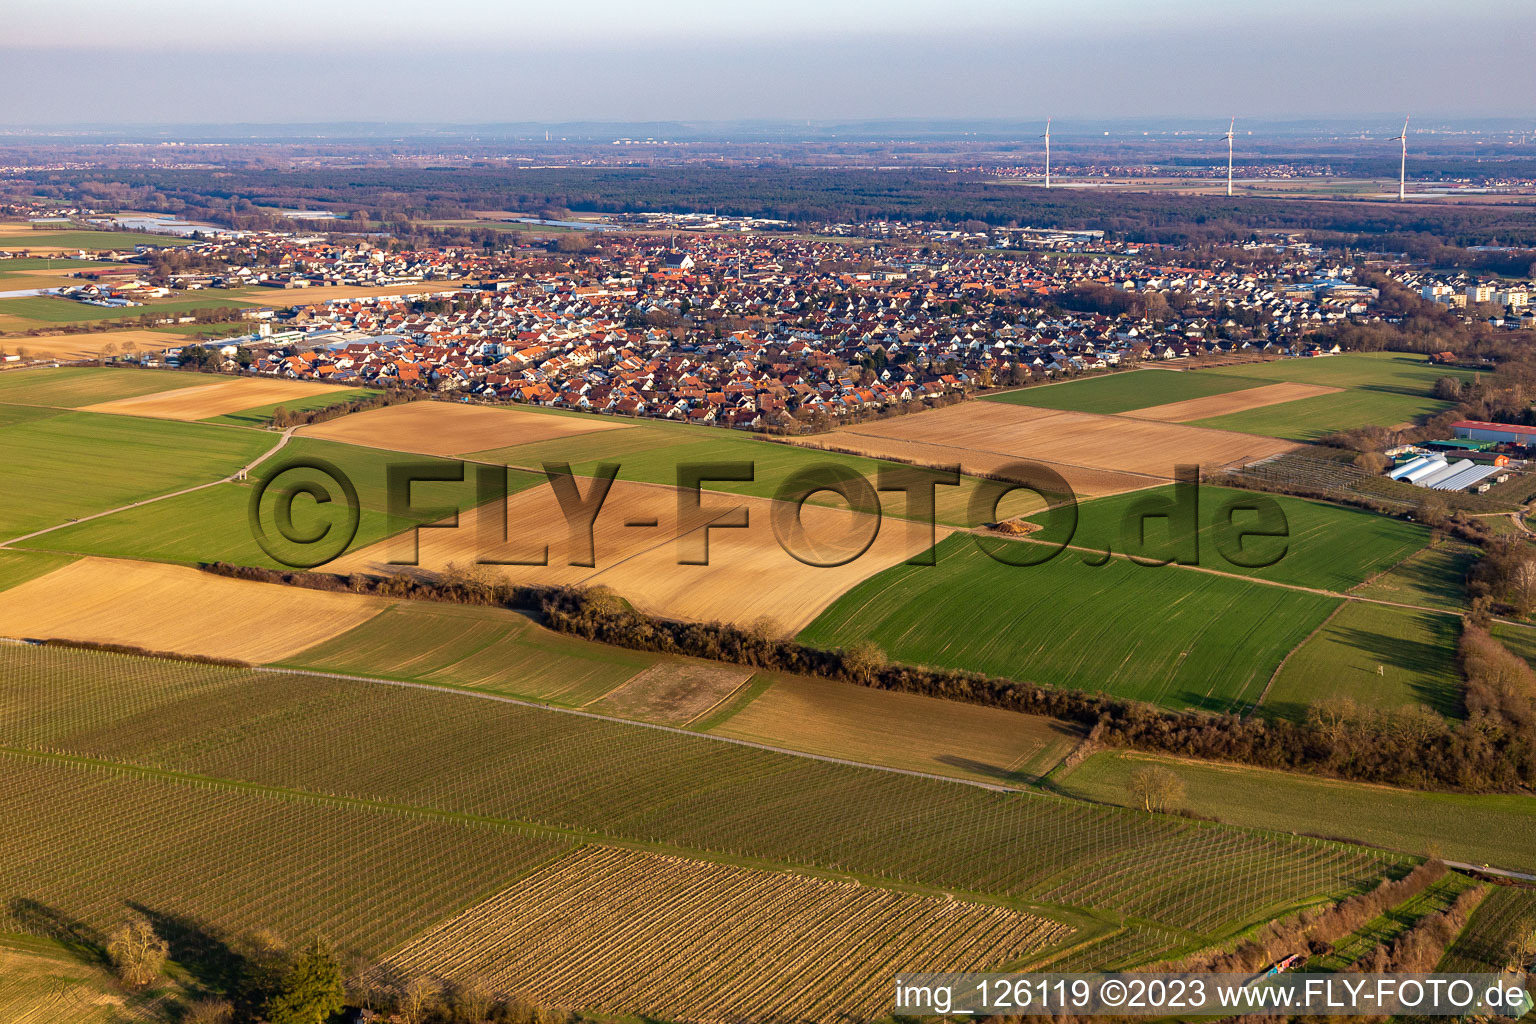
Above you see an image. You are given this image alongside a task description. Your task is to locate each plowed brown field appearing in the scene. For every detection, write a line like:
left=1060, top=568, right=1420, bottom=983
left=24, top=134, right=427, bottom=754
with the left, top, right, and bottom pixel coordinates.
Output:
left=298, top=401, right=630, bottom=457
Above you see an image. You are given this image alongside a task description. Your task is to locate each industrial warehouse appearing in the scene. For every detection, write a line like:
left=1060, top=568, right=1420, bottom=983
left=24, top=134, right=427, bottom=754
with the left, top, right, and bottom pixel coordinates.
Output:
left=1381, top=419, right=1534, bottom=493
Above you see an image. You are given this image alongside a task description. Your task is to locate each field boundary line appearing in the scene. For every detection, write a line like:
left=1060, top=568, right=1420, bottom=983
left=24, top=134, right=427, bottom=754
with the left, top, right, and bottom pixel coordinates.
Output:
left=1250, top=600, right=1347, bottom=714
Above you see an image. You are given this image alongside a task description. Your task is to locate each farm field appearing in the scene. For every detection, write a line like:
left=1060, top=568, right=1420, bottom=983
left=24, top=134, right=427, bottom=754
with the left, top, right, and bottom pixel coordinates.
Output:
left=472, top=423, right=1020, bottom=527
left=2, top=327, right=204, bottom=362
left=280, top=602, right=655, bottom=705
left=1043, top=484, right=1430, bottom=591
left=0, top=229, right=199, bottom=251
left=1261, top=601, right=1463, bottom=720
left=795, top=400, right=1293, bottom=499
left=1491, top=621, right=1536, bottom=668
left=986, top=368, right=1272, bottom=414
left=20, top=436, right=533, bottom=569
left=1054, top=750, right=1536, bottom=872
left=1189, top=354, right=1477, bottom=441
left=0, top=410, right=273, bottom=541
left=707, top=673, right=1081, bottom=785
left=0, top=295, right=255, bottom=331
left=81, top=376, right=351, bottom=421
left=1351, top=540, right=1476, bottom=611
left=799, top=534, right=1341, bottom=711
left=1437, top=885, right=1536, bottom=973
left=0, top=556, right=391, bottom=661
left=328, top=478, right=949, bottom=631
left=0, top=753, right=572, bottom=960
left=0, top=366, right=208, bottom=408
left=298, top=400, right=632, bottom=456
left=1126, top=381, right=1342, bottom=422
left=383, top=845, right=1071, bottom=1024
left=587, top=661, right=752, bottom=724
left=0, top=550, right=75, bottom=593
left=0, top=940, right=171, bottom=1024
left=0, top=642, right=1402, bottom=941
left=203, top=386, right=376, bottom=427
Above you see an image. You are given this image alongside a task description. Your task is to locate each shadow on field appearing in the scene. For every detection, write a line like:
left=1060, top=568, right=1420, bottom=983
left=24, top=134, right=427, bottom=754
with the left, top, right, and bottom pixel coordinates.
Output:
left=127, top=902, right=248, bottom=998
left=933, top=754, right=1032, bottom=786
left=7, top=897, right=107, bottom=966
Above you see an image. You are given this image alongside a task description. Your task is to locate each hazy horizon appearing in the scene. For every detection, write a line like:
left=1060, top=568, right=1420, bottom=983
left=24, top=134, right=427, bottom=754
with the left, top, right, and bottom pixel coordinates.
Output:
left=5, top=0, right=1534, bottom=124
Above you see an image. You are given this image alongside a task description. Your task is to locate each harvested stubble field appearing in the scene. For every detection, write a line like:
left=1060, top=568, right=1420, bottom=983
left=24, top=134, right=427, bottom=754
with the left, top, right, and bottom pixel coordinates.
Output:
left=383, top=845, right=1071, bottom=1024
left=587, top=661, right=753, bottom=724
left=0, top=328, right=187, bottom=362
left=796, top=401, right=1293, bottom=497
left=299, top=400, right=631, bottom=456
left=707, top=673, right=1080, bottom=785
left=80, top=376, right=351, bottom=421
left=1124, top=382, right=1343, bottom=423
left=0, top=752, right=571, bottom=960
left=799, top=535, right=1340, bottom=712
left=0, top=557, right=391, bottom=661
left=329, top=479, right=948, bottom=631
left=0, top=643, right=1401, bottom=940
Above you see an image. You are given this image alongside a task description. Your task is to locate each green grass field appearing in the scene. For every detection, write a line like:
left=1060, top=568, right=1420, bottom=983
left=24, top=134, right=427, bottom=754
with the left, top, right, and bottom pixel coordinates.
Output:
left=0, top=411, right=274, bottom=542
left=799, top=534, right=1341, bottom=711
left=1054, top=750, right=1536, bottom=872
left=0, top=295, right=255, bottom=328
left=1351, top=540, right=1476, bottom=611
left=1491, top=622, right=1536, bottom=668
left=0, top=229, right=198, bottom=250
left=0, top=256, right=118, bottom=279
left=0, top=642, right=1402, bottom=944
left=1261, top=601, right=1463, bottom=720
left=1040, top=484, right=1429, bottom=592
left=279, top=602, right=653, bottom=704
left=23, top=436, right=534, bottom=568
left=0, top=550, right=75, bottom=593
left=0, top=366, right=207, bottom=408
left=985, top=368, right=1270, bottom=414
left=203, top=387, right=377, bottom=427
left=1189, top=354, right=1477, bottom=441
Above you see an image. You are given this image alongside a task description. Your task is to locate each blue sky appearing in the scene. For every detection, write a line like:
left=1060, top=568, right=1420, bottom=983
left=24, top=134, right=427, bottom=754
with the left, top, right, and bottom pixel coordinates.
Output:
left=4, top=0, right=1531, bottom=123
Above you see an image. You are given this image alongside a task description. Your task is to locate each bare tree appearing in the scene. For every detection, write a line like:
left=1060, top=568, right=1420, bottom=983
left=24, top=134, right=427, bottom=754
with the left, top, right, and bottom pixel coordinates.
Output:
left=1510, top=557, right=1536, bottom=618
left=1127, top=764, right=1186, bottom=813
left=107, top=917, right=169, bottom=990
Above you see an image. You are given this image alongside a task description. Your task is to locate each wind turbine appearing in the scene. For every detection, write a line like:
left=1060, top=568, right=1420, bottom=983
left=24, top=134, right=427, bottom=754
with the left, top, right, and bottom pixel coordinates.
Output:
left=1389, top=116, right=1410, bottom=201
left=1041, top=118, right=1051, bottom=188
left=1223, top=117, right=1236, bottom=197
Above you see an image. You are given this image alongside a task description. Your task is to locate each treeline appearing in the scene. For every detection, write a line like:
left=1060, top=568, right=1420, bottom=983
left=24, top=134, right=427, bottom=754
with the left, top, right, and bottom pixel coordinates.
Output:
left=199, top=563, right=1536, bottom=793
left=269, top=387, right=407, bottom=428
left=26, top=165, right=1536, bottom=247
left=1152, top=860, right=1447, bottom=973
